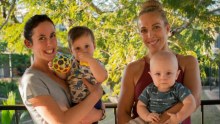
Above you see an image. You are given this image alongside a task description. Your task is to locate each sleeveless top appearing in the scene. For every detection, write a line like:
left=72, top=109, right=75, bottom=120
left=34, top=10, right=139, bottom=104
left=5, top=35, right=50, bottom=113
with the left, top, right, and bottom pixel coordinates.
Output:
left=133, top=57, right=191, bottom=124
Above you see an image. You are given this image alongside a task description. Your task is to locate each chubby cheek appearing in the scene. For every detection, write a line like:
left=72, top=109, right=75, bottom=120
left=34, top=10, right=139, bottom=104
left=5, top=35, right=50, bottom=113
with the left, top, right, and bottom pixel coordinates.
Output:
left=152, top=77, right=159, bottom=86
left=154, top=83, right=159, bottom=87
left=89, top=50, right=94, bottom=56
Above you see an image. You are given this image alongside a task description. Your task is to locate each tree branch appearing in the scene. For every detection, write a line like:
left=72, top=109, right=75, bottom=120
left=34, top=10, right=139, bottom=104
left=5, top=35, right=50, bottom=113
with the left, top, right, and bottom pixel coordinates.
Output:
left=0, top=0, right=16, bottom=31
left=170, top=0, right=204, bottom=37
left=170, top=17, right=194, bottom=37
left=81, top=0, right=103, bottom=14
left=12, top=14, right=19, bottom=23
left=89, top=2, right=103, bottom=14
left=209, top=8, right=220, bottom=14
left=3, top=6, right=6, bottom=18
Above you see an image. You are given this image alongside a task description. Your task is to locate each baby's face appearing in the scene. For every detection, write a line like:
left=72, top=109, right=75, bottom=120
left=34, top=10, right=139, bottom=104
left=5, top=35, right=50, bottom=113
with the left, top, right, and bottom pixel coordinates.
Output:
left=70, top=35, right=95, bottom=60
left=149, top=59, right=179, bottom=92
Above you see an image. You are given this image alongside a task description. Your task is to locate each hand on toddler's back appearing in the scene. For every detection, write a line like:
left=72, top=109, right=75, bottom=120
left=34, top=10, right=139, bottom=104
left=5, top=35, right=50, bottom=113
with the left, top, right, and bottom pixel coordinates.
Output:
left=82, top=78, right=103, bottom=98
left=48, top=61, right=53, bottom=70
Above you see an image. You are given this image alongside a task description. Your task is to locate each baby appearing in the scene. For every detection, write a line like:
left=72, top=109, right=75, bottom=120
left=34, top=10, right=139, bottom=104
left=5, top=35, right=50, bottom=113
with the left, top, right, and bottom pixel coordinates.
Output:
left=134, top=51, right=196, bottom=124
left=51, top=26, right=108, bottom=111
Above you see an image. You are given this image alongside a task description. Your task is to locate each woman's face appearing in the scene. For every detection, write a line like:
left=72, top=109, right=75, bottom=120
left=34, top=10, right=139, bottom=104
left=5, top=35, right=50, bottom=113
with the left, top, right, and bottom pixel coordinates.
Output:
left=138, top=12, right=170, bottom=54
left=28, top=21, right=57, bottom=62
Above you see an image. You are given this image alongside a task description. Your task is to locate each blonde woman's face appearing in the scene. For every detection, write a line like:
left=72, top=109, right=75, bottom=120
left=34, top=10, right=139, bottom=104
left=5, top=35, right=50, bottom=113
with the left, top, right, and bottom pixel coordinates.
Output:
left=138, top=12, right=170, bottom=53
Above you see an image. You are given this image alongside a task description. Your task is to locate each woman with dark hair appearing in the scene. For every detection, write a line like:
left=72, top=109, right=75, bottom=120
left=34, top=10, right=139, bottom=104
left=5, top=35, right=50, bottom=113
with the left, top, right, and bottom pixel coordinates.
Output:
left=19, top=14, right=104, bottom=124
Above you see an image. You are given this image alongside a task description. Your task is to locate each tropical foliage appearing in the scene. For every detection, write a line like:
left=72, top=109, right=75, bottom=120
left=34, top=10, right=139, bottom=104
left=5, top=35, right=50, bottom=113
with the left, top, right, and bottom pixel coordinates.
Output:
left=1, top=91, right=16, bottom=124
left=1, top=0, right=220, bottom=100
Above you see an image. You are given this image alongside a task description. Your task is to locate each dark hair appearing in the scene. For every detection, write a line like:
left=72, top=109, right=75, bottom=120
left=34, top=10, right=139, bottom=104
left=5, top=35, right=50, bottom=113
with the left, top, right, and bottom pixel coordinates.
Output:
left=24, top=14, right=54, bottom=43
left=68, top=26, right=95, bottom=50
left=139, top=0, right=168, bottom=25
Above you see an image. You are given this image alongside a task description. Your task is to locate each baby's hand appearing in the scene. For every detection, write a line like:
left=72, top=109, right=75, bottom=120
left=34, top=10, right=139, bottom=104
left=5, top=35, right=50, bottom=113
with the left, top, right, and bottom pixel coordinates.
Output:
left=77, top=52, right=93, bottom=63
left=145, top=113, right=160, bottom=123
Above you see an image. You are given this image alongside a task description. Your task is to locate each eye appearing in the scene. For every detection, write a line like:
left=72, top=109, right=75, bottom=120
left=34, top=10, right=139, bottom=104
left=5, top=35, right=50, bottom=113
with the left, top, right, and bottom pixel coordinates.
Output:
left=75, top=47, right=80, bottom=51
left=140, top=29, right=148, bottom=34
left=39, top=36, right=46, bottom=41
left=155, top=73, right=160, bottom=76
left=85, top=44, right=89, bottom=48
left=166, top=72, right=172, bottom=76
left=153, top=25, right=161, bottom=31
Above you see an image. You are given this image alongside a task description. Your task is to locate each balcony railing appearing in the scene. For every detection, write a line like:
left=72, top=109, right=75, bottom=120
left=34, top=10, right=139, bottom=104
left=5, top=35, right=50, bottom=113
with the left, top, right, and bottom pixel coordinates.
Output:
left=1, top=100, right=220, bottom=124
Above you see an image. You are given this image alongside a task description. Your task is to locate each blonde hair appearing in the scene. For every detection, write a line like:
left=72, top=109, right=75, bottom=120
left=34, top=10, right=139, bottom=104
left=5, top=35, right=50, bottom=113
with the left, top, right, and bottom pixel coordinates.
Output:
left=139, top=0, right=168, bottom=25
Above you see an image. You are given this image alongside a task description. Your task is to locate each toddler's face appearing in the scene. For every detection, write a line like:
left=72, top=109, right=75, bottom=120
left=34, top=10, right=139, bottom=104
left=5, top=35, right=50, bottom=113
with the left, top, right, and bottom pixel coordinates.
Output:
left=149, top=59, right=179, bottom=92
left=70, top=35, right=95, bottom=60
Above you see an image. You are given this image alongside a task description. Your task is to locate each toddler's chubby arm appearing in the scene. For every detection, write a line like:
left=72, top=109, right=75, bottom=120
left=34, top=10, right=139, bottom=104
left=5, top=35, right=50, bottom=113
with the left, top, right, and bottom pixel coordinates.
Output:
left=137, top=100, right=160, bottom=123
left=165, top=94, right=196, bottom=123
left=78, top=52, right=108, bottom=83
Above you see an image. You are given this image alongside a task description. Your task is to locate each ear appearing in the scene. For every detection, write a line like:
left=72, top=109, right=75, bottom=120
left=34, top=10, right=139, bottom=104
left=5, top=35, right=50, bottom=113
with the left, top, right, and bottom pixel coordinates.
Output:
left=166, top=24, right=171, bottom=34
left=148, top=71, right=152, bottom=77
left=69, top=48, right=72, bottom=53
left=175, top=70, right=181, bottom=80
left=24, top=39, right=32, bottom=48
left=68, top=45, right=73, bottom=54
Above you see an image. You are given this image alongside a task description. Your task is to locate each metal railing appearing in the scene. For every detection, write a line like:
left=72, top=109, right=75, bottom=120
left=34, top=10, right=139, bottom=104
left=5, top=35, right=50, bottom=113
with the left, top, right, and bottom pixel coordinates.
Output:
left=0, top=103, right=118, bottom=124
left=200, top=100, right=220, bottom=124
left=1, top=100, right=220, bottom=124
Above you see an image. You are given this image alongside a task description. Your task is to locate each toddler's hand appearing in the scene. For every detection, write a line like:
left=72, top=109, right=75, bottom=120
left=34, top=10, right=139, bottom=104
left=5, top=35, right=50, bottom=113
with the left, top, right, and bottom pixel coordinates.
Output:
left=145, top=113, right=160, bottom=123
left=78, top=52, right=93, bottom=63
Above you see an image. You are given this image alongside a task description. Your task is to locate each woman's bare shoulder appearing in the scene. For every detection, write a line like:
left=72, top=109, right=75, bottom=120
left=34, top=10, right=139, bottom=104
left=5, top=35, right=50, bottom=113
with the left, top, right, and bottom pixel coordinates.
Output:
left=126, top=58, right=145, bottom=71
left=177, top=54, right=197, bottom=63
left=176, top=54, right=198, bottom=69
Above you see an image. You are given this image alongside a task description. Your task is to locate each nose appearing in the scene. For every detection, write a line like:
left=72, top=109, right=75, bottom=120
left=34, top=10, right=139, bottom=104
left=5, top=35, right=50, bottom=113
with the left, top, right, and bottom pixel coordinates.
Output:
left=47, top=38, right=56, bottom=46
left=160, top=74, right=168, bottom=79
left=81, top=48, right=88, bottom=53
left=147, top=30, right=153, bottom=38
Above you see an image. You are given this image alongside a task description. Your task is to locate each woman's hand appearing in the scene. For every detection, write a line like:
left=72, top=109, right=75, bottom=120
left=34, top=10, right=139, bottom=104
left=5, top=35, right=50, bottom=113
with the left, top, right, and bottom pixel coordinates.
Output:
left=163, top=113, right=179, bottom=124
left=48, top=61, right=53, bottom=70
left=80, top=79, right=103, bottom=123
left=82, top=78, right=103, bottom=99
left=162, top=113, right=180, bottom=124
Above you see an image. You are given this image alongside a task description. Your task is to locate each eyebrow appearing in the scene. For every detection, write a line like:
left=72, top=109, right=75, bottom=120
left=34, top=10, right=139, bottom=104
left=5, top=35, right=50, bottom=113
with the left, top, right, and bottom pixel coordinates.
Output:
left=38, top=34, right=46, bottom=37
left=38, top=32, right=55, bottom=37
left=51, top=32, right=56, bottom=35
left=152, top=23, right=161, bottom=26
left=141, top=23, right=161, bottom=29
